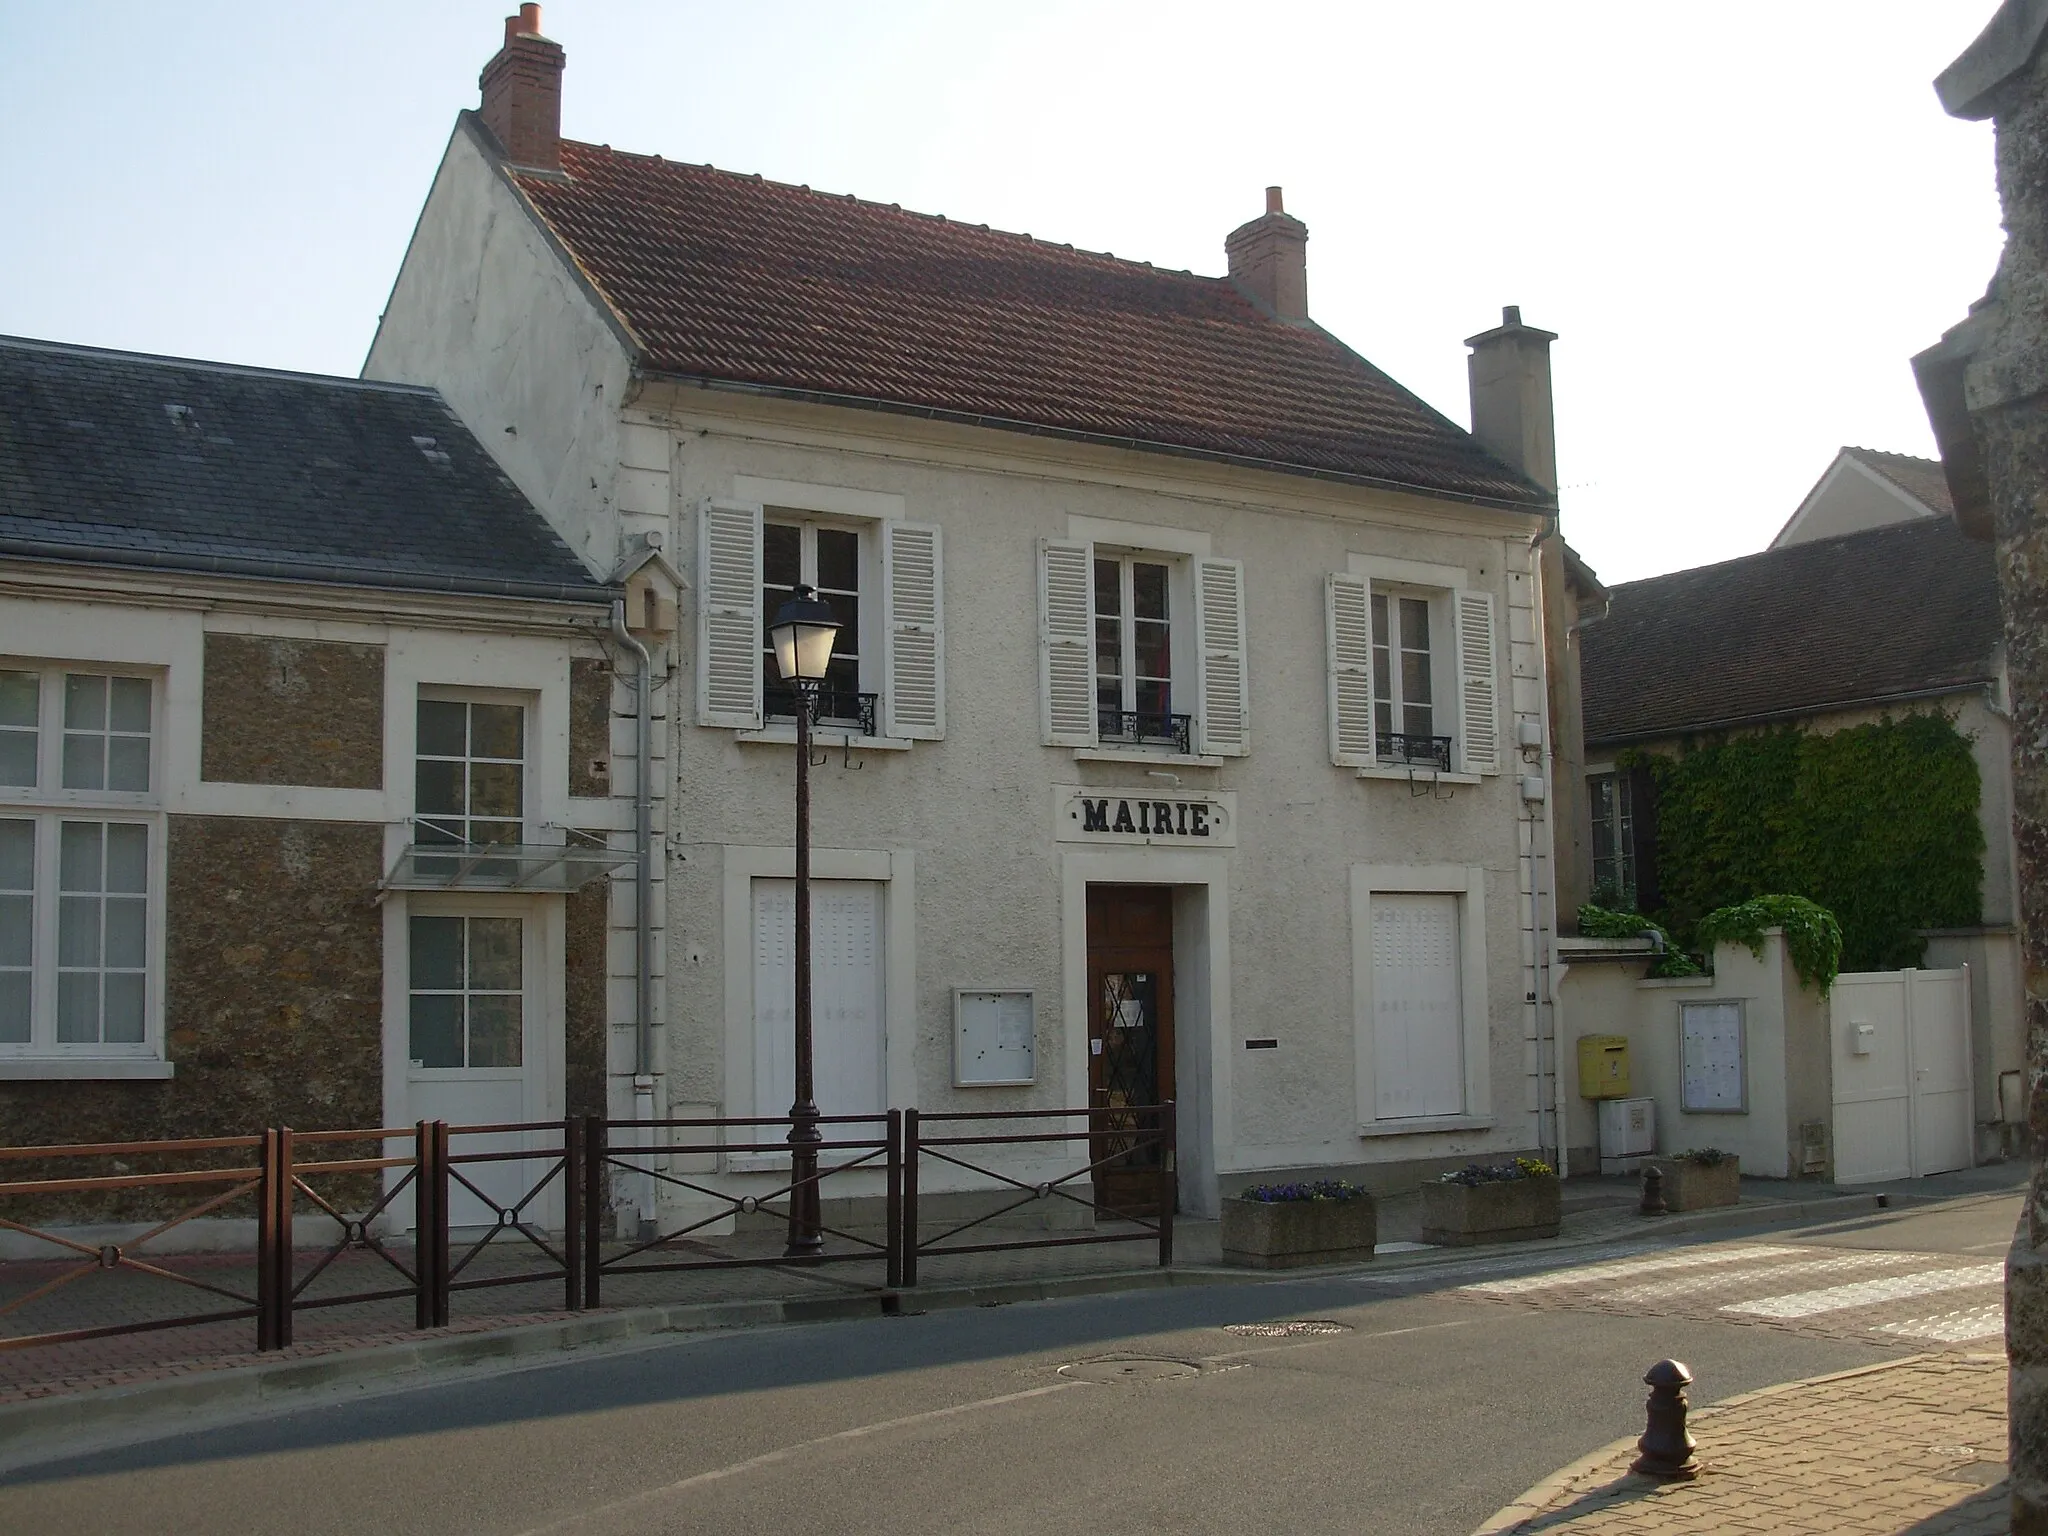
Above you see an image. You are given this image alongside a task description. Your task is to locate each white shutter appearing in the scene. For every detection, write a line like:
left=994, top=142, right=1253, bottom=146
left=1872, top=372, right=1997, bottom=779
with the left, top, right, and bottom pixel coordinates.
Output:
left=1193, top=557, right=1249, bottom=757
left=1039, top=539, right=1096, bottom=747
left=697, top=499, right=763, bottom=729
left=1327, top=573, right=1375, bottom=767
left=881, top=522, right=944, bottom=740
left=1455, top=588, right=1500, bottom=774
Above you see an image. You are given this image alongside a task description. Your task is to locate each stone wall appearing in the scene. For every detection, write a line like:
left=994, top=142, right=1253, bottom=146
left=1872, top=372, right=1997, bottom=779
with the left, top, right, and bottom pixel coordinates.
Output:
left=565, top=878, right=607, bottom=1119
left=200, top=634, right=383, bottom=789
left=569, top=656, right=611, bottom=798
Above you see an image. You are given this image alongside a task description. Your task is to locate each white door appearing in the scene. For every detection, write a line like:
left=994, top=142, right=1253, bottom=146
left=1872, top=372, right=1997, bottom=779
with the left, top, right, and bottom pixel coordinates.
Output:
left=1831, top=968, right=1972, bottom=1184
left=406, top=905, right=556, bottom=1229
left=1909, top=968, right=1973, bottom=1177
left=753, top=879, right=885, bottom=1126
left=1370, top=893, right=1464, bottom=1119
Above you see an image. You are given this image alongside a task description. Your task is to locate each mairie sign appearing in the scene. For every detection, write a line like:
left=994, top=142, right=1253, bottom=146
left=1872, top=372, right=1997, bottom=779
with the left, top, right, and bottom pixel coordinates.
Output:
left=1054, top=786, right=1237, bottom=847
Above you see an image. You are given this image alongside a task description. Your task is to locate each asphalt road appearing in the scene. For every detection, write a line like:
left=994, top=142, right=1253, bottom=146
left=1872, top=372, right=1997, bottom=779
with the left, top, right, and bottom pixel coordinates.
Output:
left=0, top=1196, right=2017, bottom=1536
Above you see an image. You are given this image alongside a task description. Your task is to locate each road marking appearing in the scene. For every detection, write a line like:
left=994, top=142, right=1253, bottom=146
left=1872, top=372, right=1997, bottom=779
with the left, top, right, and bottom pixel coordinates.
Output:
left=1722, top=1263, right=2004, bottom=1319
left=506, top=1381, right=1084, bottom=1535
left=1599, top=1252, right=1928, bottom=1304
left=1876, top=1305, right=2005, bottom=1344
left=1462, top=1246, right=1802, bottom=1295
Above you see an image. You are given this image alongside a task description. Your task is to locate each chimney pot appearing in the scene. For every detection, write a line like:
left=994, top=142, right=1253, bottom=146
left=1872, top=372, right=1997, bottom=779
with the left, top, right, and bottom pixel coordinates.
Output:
left=1226, top=189, right=1310, bottom=324
left=1503, top=304, right=1521, bottom=325
left=480, top=7, right=565, bottom=172
left=1465, top=306, right=1560, bottom=495
left=1266, top=186, right=1284, bottom=215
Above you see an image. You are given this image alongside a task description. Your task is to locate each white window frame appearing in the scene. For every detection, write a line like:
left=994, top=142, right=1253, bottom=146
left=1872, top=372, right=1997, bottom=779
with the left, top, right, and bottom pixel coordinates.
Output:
left=0, top=662, right=171, bottom=1077
left=1092, top=549, right=1186, bottom=748
left=1350, top=863, right=1491, bottom=1136
left=1339, top=556, right=1495, bottom=784
left=760, top=513, right=875, bottom=727
left=1588, top=766, right=1637, bottom=906
left=413, top=686, right=536, bottom=847
left=1370, top=583, right=1454, bottom=764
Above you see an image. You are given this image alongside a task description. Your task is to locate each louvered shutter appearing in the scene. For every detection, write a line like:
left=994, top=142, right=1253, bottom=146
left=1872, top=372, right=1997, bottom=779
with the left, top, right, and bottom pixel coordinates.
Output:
left=1455, top=589, right=1500, bottom=774
left=1193, top=557, right=1249, bottom=756
left=697, top=499, right=763, bottom=729
left=1326, top=573, right=1375, bottom=767
left=882, top=521, right=944, bottom=739
left=1039, top=539, right=1096, bottom=747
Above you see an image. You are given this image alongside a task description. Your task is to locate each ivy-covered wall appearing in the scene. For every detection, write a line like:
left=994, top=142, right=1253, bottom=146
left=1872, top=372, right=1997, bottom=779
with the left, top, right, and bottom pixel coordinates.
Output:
left=1628, top=712, right=1985, bottom=972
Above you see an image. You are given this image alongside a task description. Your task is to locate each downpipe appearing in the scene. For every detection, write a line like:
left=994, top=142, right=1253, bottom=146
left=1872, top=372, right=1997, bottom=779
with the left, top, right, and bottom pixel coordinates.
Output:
left=610, top=600, right=659, bottom=1242
left=1527, top=520, right=1567, bottom=1177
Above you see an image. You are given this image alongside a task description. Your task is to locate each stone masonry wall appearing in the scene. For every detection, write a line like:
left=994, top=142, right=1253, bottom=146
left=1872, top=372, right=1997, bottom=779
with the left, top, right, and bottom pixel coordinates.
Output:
left=565, top=878, right=607, bottom=1120
left=201, top=634, right=383, bottom=788
left=569, top=656, right=612, bottom=799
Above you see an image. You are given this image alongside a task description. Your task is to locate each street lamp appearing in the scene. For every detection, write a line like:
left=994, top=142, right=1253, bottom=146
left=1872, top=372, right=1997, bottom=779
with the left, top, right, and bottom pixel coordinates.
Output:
left=767, top=584, right=841, bottom=1257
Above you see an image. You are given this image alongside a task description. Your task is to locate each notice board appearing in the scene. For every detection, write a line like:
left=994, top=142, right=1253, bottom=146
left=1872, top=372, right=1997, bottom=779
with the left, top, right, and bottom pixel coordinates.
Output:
left=1680, top=1001, right=1747, bottom=1113
left=954, top=989, right=1036, bottom=1086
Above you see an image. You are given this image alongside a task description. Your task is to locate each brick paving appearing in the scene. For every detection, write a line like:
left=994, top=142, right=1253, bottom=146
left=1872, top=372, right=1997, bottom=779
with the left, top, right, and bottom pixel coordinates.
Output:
left=1473, top=1354, right=2008, bottom=1535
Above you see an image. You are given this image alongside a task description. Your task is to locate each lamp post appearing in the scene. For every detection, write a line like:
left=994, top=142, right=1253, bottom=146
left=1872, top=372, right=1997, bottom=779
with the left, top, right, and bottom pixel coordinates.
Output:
left=767, top=584, right=841, bottom=1257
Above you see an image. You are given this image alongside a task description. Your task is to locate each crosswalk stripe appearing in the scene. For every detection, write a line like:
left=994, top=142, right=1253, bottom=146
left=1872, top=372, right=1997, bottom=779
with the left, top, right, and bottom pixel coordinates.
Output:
left=1463, top=1245, right=1802, bottom=1296
left=1721, top=1263, right=2004, bottom=1320
left=1875, top=1305, right=2005, bottom=1344
left=1599, top=1252, right=1928, bottom=1305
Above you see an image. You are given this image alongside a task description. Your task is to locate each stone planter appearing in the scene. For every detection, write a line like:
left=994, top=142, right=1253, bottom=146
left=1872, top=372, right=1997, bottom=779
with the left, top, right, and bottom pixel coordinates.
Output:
left=1658, top=1156, right=1740, bottom=1212
left=1420, top=1176, right=1561, bottom=1246
left=1221, top=1196, right=1377, bottom=1269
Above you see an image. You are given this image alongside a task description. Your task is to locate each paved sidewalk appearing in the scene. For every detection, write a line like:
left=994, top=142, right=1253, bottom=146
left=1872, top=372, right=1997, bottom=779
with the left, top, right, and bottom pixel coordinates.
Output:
left=1474, top=1353, right=2008, bottom=1535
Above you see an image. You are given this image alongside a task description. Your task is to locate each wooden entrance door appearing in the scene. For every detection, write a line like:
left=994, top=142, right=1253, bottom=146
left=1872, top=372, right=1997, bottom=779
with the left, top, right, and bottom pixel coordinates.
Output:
left=1085, top=886, right=1176, bottom=1217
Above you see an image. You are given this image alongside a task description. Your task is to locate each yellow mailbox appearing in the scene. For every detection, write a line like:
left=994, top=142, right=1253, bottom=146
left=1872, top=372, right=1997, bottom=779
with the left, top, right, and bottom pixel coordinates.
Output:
left=1577, top=1034, right=1631, bottom=1099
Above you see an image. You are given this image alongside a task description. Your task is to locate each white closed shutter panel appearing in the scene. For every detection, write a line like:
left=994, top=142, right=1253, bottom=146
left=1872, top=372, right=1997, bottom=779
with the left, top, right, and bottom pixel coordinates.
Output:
left=1455, top=589, right=1500, bottom=774
left=1326, top=573, right=1375, bottom=767
left=1039, top=539, right=1096, bottom=747
left=697, top=499, right=763, bottom=729
left=882, top=521, right=944, bottom=739
left=752, top=879, right=885, bottom=1121
left=1371, top=892, right=1464, bottom=1119
left=1193, top=557, right=1249, bottom=756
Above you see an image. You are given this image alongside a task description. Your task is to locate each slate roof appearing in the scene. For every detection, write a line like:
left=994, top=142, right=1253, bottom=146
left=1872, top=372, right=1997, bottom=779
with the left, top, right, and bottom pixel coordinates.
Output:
left=1581, top=517, right=2001, bottom=745
left=1843, top=447, right=1955, bottom=516
left=0, top=336, right=606, bottom=602
left=502, top=136, right=1548, bottom=509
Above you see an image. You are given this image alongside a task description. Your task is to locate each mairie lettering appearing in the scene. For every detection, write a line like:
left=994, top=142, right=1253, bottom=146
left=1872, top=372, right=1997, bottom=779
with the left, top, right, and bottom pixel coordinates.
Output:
left=1077, top=797, right=1211, bottom=838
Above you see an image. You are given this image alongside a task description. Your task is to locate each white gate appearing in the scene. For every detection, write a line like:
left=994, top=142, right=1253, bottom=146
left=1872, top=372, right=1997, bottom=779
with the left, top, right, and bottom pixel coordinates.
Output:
left=1830, top=967, right=1972, bottom=1184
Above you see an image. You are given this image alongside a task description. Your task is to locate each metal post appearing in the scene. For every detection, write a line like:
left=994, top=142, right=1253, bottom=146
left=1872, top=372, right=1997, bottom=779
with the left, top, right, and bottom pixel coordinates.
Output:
left=885, top=1108, right=902, bottom=1290
left=786, top=684, right=824, bottom=1257
left=414, top=1119, right=437, bottom=1331
left=901, top=1108, right=920, bottom=1288
left=1630, top=1359, right=1701, bottom=1480
left=256, top=1127, right=286, bottom=1351
left=430, top=1121, right=452, bottom=1328
left=563, top=1117, right=584, bottom=1312
left=274, top=1126, right=295, bottom=1347
left=583, top=1116, right=606, bottom=1309
left=1158, top=1100, right=1176, bottom=1268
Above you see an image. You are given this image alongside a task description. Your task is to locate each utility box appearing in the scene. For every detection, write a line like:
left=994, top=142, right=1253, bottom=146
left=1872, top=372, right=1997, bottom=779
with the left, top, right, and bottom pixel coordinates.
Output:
left=1599, top=1097, right=1657, bottom=1175
left=1577, top=1034, right=1632, bottom=1099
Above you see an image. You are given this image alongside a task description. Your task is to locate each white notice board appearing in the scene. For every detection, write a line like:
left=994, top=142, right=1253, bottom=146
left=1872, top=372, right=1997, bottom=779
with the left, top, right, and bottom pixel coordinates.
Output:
left=954, top=989, right=1036, bottom=1086
left=1680, top=1001, right=1747, bottom=1113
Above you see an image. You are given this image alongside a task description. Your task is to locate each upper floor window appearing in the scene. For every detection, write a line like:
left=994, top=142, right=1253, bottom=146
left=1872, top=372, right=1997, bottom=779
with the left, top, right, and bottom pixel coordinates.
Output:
left=0, top=667, right=156, bottom=795
left=1326, top=570, right=1498, bottom=777
left=762, top=519, right=868, bottom=729
left=1588, top=769, right=1656, bottom=910
left=1372, top=592, right=1437, bottom=762
left=1094, top=556, right=1181, bottom=750
left=416, top=697, right=525, bottom=847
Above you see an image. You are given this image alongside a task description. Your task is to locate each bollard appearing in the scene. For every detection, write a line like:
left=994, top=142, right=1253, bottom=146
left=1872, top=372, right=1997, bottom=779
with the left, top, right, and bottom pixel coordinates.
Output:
left=1639, top=1164, right=1668, bottom=1216
left=1630, top=1358, right=1701, bottom=1480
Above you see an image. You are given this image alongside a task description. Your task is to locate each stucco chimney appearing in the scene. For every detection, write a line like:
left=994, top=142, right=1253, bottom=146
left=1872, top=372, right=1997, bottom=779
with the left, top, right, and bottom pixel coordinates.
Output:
left=1465, top=305, right=1560, bottom=494
left=1225, top=187, right=1310, bottom=323
left=479, top=5, right=565, bottom=173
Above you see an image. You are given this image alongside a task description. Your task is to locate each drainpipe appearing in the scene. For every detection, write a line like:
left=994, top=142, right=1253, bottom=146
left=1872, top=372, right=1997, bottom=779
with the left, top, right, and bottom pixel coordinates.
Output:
left=610, top=599, right=658, bottom=1239
left=1527, top=520, right=1567, bottom=1177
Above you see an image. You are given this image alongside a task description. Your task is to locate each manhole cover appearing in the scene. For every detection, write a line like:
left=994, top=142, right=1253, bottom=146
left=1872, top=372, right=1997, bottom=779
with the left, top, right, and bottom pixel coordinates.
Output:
left=1058, top=1356, right=1201, bottom=1384
left=1222, top=1319, right=1353, bottom=1338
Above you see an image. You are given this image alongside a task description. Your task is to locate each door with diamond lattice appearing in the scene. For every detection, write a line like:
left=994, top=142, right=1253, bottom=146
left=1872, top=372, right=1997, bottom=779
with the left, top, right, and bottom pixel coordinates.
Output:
left=1085, top=886, right=1176, bottom=1217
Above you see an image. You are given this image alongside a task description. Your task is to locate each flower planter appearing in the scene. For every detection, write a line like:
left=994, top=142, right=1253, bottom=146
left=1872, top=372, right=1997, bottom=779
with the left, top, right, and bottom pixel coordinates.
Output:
left=1221, top=1196, right=1377, bottom=1269
left=1658, top=1156, right=1740, bottom=1212
left=1420, top=1176, right=1561, bottom=1246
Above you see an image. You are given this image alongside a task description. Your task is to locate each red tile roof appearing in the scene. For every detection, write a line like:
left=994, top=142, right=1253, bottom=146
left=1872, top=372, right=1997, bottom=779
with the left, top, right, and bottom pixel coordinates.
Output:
left=504, top=136, right=1548, bottom=509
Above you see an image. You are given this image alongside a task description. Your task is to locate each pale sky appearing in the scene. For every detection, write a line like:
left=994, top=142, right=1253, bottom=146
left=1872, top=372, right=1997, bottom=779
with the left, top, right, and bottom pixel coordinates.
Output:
left=0, top=2, right=2007, bottom=583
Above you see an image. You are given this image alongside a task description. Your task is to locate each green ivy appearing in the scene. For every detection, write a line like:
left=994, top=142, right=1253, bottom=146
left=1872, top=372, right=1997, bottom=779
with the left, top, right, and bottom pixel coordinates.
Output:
left=1695, top=895, right=1845, bottom=993
left=1577, top=903, right=1702, bottom=977
left=1631, top=713, right=1982, bottom=972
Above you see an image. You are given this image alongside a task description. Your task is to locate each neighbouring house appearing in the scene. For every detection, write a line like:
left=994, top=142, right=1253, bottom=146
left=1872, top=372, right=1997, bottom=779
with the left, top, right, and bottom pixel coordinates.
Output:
left=1769, top=444, right=1958, bottom=549
left=1576, top=498, right=2023, bottom=1164
left=0, top=336, right=661, bottom=1224
left=362, top=5, right=1582, bottom=1216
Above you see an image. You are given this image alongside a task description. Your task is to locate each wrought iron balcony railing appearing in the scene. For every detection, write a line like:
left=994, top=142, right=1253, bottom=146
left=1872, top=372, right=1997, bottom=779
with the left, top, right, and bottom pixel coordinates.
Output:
left=1378, top=733, right=1454, bottom=772
left=766, top=686, right=879, bottom=738
left=1097, top=709, right=1193, bottom=755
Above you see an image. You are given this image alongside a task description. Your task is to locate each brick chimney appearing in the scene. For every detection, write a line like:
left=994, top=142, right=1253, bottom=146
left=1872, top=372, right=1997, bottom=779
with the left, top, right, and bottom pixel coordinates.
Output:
left=1225, top=187, right=1309, bottom=323
left=1464, top=305, right=1559, bottom=494
left=479, top=5, right=564, bottom=172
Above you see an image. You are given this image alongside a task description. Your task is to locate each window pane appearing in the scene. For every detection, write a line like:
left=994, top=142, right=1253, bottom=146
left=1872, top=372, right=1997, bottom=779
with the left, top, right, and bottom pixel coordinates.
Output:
left=1374, top=699, right=1393, bottom=744
left=824, top=657, right=861, bottom=704
left=470, top=704, right=524, bottom=761
left=0, top=894, right=29, bottom=968
left=109, top=677, right=151, bottom=733
left=1132, top=562, right=1169, bottom=622
left=64, top=674, right=106, bottom=730
left=107, top=735, right=150, bottom=792
left=1094, top=617, right=1122, bottom=679
left=1135, top=680, right=1171, bottom=721
left=1135, top=619, right=1170, bottom=681
left=409, top=995, right=464, bottom=1068
left=471, top=820, right=520, bottom=847
left=468, top=762, right=522, bottom=820
left=0, top=733, right=33, bottom=788
left=1404, top=702, right=1435, bottom=741
left=104, top=896, right=147, bottom=968
left=102, top=972, right=145, bottom=1044
left=1370, top=593, right=1389, bottom=647
left=815, top=527, right=858, bottom=593
left=410, top=916, right=463, bottom=990
left=1372, top=644, right=1392, bottom=707
left=417, top=700, right=467, bottom=757
left=56, top=973, right=98, bottom=1043
left=59, top=895, right=100, bottom=967
left=59, top=822, right=102, bottom=892
left=62, top=733, right=103, bottom=791
left=1400, top=597, right=1430, bottom=650
left=469, top=918, right=522, bottom=990
left=0, top=819, right=31, bottom=890
left=415, top=759, right=464, bottom=817
left=106, top=824, right=147, bottom=893
left=763, top=523, right=801, bottom=586
left=467, top=995, right=523, bottom=1068
left=1402, top=648, right=1433, bottom=707
left=1094, top=558, right=1121, bottom=618
left=825, top=593, right=858, bottom=652
left=0, top=671, right=35, bottom=728
left=0, top=972, right=28, bottom=1044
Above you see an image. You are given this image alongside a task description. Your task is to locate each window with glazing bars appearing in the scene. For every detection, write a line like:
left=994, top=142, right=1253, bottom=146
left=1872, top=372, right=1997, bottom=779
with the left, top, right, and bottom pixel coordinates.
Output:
left=1094, top=556, right=1173, bottom=739
left=416, top=699, right=525, bottom=847
left=761, top=521, right=863, bottom=720
left=1371, top=593, right=1435, bottom=752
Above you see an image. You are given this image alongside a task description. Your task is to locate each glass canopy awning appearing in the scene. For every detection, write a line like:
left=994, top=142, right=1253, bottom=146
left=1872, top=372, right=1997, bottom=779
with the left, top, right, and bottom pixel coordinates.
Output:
left=380, top=841, right=633, bottom=894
